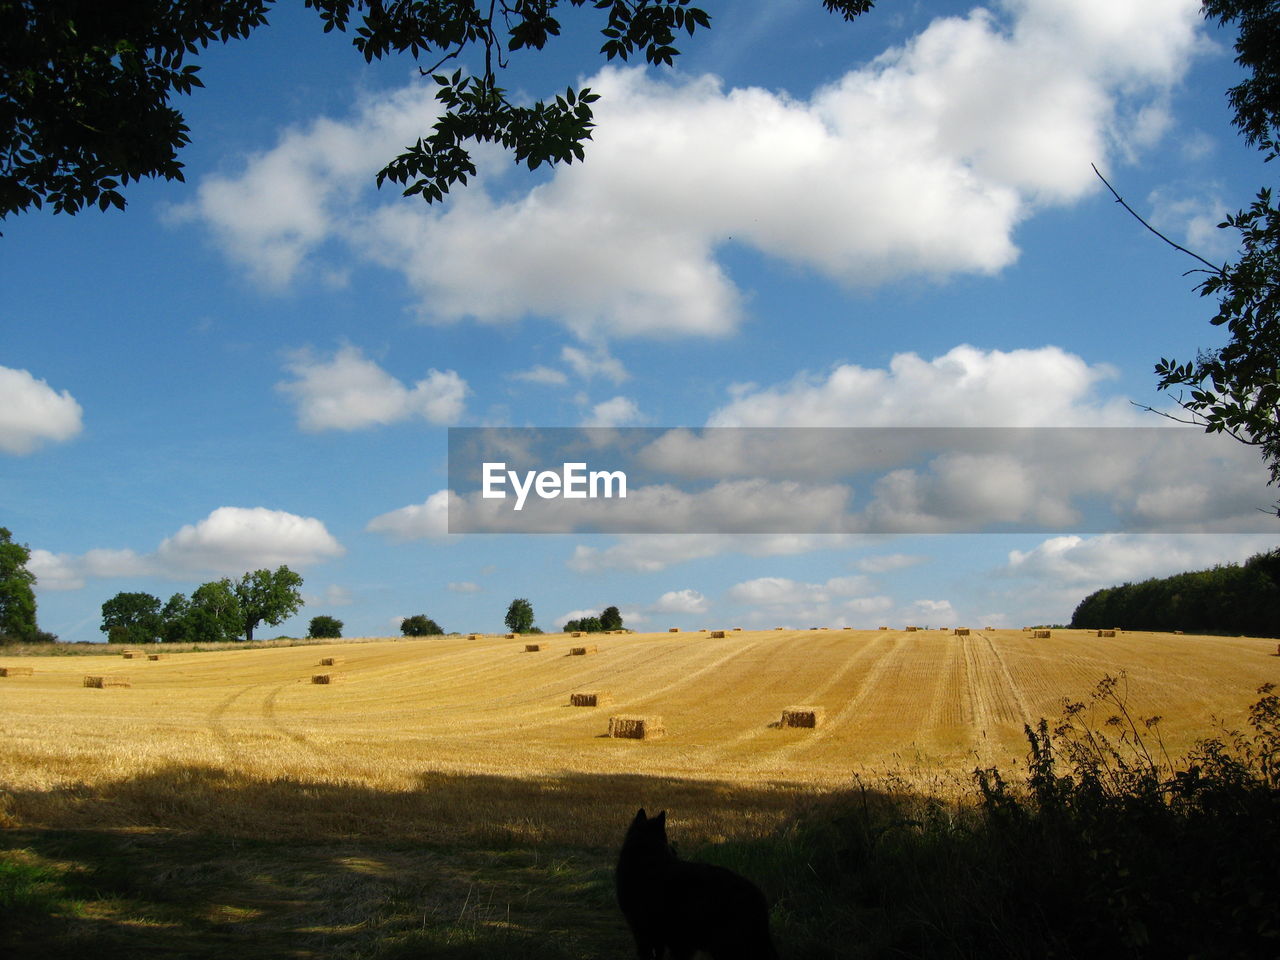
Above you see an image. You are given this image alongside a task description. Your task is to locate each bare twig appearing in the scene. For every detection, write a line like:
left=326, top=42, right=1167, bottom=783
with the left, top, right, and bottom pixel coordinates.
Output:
left=1092, top=164, right=1225, bottom=276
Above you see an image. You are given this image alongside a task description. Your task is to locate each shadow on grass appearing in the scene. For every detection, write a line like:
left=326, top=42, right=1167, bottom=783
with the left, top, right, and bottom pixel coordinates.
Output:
left=0, top=765, right=826, bottom=960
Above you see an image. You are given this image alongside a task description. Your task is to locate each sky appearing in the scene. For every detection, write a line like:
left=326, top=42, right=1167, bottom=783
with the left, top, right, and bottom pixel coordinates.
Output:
left=3, top=0, right=1279, bottom=642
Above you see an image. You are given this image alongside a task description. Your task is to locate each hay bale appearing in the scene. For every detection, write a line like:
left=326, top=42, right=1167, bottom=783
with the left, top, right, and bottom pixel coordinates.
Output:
left=906, top=626, right=919, bottom=632
left=781, top=705, right=825, bottom=728
left=668, top=627, right=680, bottom=633
left=879, top=626, right=889, bottom=630
left=311, top=673, right=343, bottom=684
left=1174, top=630, right=1185, bottom=635
left=505, top=633, right=516, bottom=639
left=121, top=652, right=141, bottom=659
left=733, top=627, right=742, bottom=631
left=572, top=631, right=583, bottom=637
left=524, top=643, right=543, bottom=652
left=609, top=715, right=665, bottom=739
left=0, top=666, right=34, bottom=677
left=1033, top=630, right=1051, bottom=639
left=468, top=634, right=479, bottom=640
left=710, top=630, right=726, bottom=638
left=954, top=628, right=971, bottom=636
left=319, top=656, right=342, bottom=666
left=147, top=654, right=168, bottom=661
left=843, top=626, right=853, bottom=630
left=570, top=645, right=597, bottom=656
left=1097, top=629, right=1116, bottom=637
left=84, top=675, right=130, bottom=688
left=570, top=691, right=612, bottom=707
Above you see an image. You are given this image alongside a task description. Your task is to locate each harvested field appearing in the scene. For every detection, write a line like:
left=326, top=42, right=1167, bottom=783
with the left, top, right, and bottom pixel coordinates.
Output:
left=0, top=629, right=1274, bottom=824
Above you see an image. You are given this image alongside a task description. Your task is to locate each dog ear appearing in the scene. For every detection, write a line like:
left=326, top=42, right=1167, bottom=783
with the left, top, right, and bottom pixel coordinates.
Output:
left=632, top=808, right=647, bottom=824
left=654, top=810, right=667, bottom=828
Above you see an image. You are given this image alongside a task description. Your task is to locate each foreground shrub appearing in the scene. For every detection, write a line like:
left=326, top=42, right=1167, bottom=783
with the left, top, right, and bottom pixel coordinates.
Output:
left=762, top=676, right=1280, bottom=959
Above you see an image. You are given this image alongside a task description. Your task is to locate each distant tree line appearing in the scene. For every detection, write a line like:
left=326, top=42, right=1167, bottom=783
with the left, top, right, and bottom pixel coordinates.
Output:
left=1070, top=548, right=1280, bottom=638
left=101, top=566, right=304, bottom=644
left=564, top=605, right=623, bottom=634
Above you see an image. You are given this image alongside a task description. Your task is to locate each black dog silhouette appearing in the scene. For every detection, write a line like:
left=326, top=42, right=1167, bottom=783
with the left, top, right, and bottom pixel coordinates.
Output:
left=616, top=808, right=780, bottom=959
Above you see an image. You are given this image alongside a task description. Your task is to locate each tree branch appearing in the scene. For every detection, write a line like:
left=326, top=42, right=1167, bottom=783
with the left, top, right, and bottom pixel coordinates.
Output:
left=1092, top=163, right=1225, bottom=277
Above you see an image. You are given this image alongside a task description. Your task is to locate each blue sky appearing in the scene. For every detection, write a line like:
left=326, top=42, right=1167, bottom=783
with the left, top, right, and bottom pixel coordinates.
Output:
left=3, top=0, right=1278, bottom=642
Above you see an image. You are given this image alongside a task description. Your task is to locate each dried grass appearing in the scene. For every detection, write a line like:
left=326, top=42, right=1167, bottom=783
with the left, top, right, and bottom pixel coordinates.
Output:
left=781, top=705, right=825, bottom=728
left=608, top=715, right=665, bottom=739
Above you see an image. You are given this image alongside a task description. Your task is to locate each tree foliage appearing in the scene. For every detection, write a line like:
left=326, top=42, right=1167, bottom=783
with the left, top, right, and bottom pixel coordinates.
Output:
left=233, top=566, right=304, bottom=642
left=1152, top=0, right=1280, bottom=503
left=1070, top=547, right=1280, bottom=637
left=1, top=1, right=873, bottom=224
left=100, top=591, right=163, bottom=644
left=0, top=526, right=38, bottom=642
left=504, top=596, right=535, bottom=633
left=308, top=614, right=343, bottom=638
left=401, top=613, right=444, bottom=636
left=600, top=604, right=623, bottom=630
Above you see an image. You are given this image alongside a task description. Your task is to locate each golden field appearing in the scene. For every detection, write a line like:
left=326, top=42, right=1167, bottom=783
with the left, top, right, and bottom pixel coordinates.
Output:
left=2, top=627, right=1276, bottom=843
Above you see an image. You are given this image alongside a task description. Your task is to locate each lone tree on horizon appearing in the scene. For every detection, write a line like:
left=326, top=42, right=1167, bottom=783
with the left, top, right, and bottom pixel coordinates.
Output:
left=505, top=597, right=535, bottom=634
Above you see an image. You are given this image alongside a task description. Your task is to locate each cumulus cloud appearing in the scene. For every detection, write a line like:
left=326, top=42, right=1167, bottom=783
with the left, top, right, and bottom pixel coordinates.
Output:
left=706, top=345, right=1136, bottom=428
left=0, top=366, right=84, bottom=455
left=1005, top=533, right=1280, bottom=586
left=365, top=490, right=454, bottom=541
left=182, top=0, right=1203, bottom=339
left=28, top=507, right=342, bottom=589
left=156, top=506, right=344, bottom=573
left=582, top=396, right=644, bottom=428
left=568, top=533, right=867, bottom=573
left=447, top=580, right=482, bottom=593
left=857, top=553, right=927, bottom=573
left=651, top=588, right=709, bottom=614
left=278, top=344, right=467, bottom=431
left=728, top=575, right=873, bottom=606
left=562, top=345, right=629, bottom=384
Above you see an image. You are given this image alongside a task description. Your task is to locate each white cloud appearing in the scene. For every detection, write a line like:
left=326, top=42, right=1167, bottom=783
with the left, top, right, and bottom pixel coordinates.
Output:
left=278, top=344, right=467, bottom=431
left=728, top=574, right=873, bottom=606
left=0, top=366, right=84, bottom=455
left=365, top=490, right=454, bottom=541
left=1005, top=533, right=1280, bottom=586
left=651, top=588, right=709, bottom=614
left=156, top=506, right=344, bottom=573
left=28, top=508, right=343, bottom=589
left=582, top=396, right=644, bottom=428
left=509, top=365, right=569, bottom=386
left=568, top=533, right=867, bottom=573
left=562, top=345, right=629, bottom=384
left=1146, top=185, right=1236, bottom=261
left=447, top=580, right=482, bottom=593
left=857, top=553, right=927, bottom=573
left=184, top=0, right=1202, bottom=339
left=707, top=345, right=1136, bottom=428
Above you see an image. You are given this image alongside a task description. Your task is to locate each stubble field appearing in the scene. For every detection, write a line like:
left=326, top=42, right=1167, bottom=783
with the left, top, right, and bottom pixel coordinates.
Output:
left=1, top=627, right=1276, bottom=958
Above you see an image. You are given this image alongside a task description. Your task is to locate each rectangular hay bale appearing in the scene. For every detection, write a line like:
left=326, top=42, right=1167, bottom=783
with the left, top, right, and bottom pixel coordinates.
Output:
left=710, top=630, right=726, bottom=638
left=954, top=628, right=971, bottom=636
left=668, top=627, right=680, bottom=633
left=572, top=631, right=583, bottom=637
left=906, top=626, right=919, bottom=632
left=570, top=645, right=597, bottom=656
left=319, top=656, right=341, bottom=666
left=570, top=691, right=612, bottom=707
left=609, top=715, right=665, bottom=739
left=311, top=673, right=343, bottom=684
left=525, top=643, right=543, bottom=652
left=505, top=633, right=516, bottom=639
left=0, top=666, right=34, bottom=677
left=1033, top=630, right=1051, bottom=639
left=1097, top=629, right=1116, bottom=637
left=781, top=705, right=825, bottom=728
left=147, top=654, right=167, bottom=661
left=84, top=675, right=130, bottom=688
